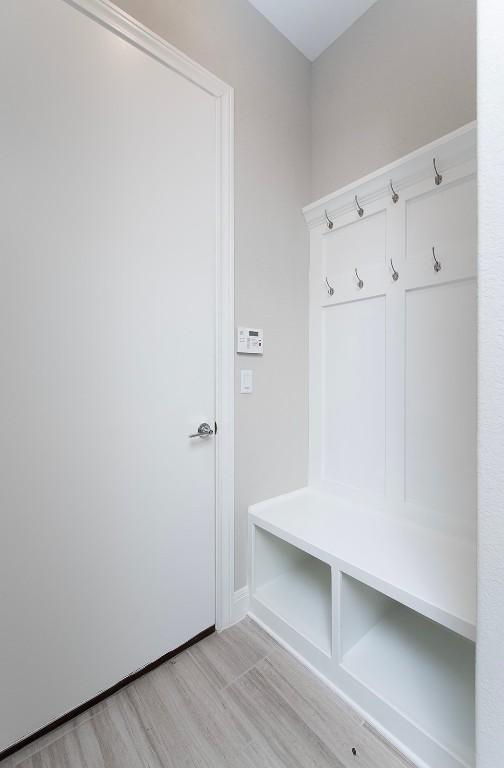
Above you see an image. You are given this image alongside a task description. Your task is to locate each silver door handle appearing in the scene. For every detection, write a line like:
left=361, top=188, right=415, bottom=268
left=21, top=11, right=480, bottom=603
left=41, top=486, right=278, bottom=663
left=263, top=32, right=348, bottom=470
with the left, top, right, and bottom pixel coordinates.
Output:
left=189, top=422, right=214, bottom=438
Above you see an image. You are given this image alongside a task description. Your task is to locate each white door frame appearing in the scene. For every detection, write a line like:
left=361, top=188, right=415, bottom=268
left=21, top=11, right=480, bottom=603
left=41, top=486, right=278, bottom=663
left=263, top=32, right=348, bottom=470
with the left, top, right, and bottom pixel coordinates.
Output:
left=65, top=0, right=235, bottom=631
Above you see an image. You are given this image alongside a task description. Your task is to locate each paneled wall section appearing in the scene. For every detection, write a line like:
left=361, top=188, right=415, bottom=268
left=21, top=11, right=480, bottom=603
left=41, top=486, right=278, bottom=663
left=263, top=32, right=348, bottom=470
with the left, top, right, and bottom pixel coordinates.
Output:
left=307, top=126, right=477, bottom=538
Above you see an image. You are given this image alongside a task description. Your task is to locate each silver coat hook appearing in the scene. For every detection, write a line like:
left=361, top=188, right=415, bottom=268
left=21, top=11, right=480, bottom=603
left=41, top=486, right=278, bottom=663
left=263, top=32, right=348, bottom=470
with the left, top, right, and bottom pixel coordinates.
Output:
left=355, top=268, right=364, bottom=289
left=354, top=195, right=364, bottom=217
left=390, top=259, right=399, bottom=281
left=325, top=276, right=334, bottom=296
left=432, top=246, right=442, bottom=272
left=433, top=158, right=443, bottom=186
left=324, top=209, right=334, bottom=230
left=390, top=180, right=399, bottom=204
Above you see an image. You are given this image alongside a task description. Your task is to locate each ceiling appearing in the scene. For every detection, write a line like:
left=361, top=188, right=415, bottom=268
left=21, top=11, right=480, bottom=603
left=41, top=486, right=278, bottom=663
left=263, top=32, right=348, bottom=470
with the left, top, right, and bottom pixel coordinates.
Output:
left=247, top=0, right=379, bottom=61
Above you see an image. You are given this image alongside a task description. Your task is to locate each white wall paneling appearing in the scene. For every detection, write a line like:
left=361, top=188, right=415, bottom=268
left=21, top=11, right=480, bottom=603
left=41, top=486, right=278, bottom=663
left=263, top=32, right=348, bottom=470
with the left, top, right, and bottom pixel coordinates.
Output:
left=323, top=296, right=386, bottom=495
left=324, top=209, right=387, bottom=278
left=405, top=279, right=477, bottom=533
left=405, top=172, right=477, bottom=268
left=249, top=123, right=477, bottom=768
left=310, top=128, right=477, bottom=537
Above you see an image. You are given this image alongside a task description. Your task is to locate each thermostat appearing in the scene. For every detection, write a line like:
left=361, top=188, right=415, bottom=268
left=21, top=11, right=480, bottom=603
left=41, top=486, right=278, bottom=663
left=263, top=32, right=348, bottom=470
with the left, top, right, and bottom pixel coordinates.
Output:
left=237, top=327, right=263, bottom=354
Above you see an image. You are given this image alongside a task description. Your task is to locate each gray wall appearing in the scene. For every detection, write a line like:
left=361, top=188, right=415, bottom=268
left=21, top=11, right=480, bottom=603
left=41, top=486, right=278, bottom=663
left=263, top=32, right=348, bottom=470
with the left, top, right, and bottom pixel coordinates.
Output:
left=311, top=0, right=477, bottom=200
left=112, top=0, right=311, bottom=590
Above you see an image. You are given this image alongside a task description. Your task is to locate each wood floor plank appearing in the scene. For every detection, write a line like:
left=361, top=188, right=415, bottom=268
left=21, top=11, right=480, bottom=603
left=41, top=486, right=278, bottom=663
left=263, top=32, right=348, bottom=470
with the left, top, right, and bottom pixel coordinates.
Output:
left=262, top=646, right=363, bottom=725
left=254, top=648, right=413, bottom=768
left=103, top=683, right=196, bottom=768
left=7, top=701, right=110, bottom=767
left=13, top=706, right=144, bottom=768
left=187, top=617, right=277, bottom=690
left=222, top=662, right=347, bottom=768
left=148, top=650, right=253, bottom=767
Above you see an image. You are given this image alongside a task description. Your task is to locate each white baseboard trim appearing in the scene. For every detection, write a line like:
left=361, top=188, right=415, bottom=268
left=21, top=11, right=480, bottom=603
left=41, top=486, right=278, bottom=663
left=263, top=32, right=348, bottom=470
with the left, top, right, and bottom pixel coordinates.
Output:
left=230, top=586, right=250, bottom=626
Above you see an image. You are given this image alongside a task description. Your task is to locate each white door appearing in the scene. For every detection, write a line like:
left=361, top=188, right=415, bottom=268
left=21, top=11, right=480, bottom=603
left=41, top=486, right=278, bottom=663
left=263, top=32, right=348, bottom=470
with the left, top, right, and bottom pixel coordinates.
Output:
left=0, top=0, right=218, bottom=751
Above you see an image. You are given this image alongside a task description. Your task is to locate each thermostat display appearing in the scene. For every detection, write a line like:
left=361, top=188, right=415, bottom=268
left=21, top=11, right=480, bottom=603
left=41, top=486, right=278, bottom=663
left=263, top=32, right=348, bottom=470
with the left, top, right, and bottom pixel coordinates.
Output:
left=237, top=327, right=263, bottom=354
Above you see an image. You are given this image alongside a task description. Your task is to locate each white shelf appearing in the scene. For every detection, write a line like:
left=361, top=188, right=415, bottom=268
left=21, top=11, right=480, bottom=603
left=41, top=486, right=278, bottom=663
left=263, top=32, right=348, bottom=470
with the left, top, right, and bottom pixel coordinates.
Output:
left=341, top=605, right=475, bottom=767
left=252, top=527, right=332, bottom=655
left=249, top=487, right=476, bottom=640
left=255, top=558, right=332, bottom=655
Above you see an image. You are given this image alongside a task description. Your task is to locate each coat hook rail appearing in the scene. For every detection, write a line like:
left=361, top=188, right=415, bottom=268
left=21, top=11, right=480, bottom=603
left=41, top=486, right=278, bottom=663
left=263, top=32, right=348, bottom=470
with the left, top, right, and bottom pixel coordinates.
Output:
left=432, top=246, right=442, bottom=272
left=355, top=195, right=364, bottom=217
left=390, top=259, right=399, bottom=281
left=390, top=180, right=399, bottom=204
left=324, top=209, right=334, bottom=230
left=433, top=158, right=443, bottom=186
left=355, top=268, right=364, bottom=289
left=325, top=276, right=334, bottom=296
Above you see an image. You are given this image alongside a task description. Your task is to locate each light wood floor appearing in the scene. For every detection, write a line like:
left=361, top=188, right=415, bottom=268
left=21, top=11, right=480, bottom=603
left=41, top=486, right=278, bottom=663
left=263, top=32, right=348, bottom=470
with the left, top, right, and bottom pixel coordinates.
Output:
left=1, top=618, right=415, bottom=768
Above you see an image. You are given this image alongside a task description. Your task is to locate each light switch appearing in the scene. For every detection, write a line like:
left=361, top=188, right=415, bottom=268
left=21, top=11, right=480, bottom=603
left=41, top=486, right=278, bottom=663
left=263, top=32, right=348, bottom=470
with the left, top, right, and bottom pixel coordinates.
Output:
left=240, top=369, right=253, bottom=394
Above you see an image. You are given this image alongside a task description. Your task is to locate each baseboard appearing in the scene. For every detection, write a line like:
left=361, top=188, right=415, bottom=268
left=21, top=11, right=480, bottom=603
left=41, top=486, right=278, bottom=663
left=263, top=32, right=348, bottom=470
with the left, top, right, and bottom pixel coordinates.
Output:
left=0, top=625, right=215, bottom=763
left=230, top=585, right=249, bottom=625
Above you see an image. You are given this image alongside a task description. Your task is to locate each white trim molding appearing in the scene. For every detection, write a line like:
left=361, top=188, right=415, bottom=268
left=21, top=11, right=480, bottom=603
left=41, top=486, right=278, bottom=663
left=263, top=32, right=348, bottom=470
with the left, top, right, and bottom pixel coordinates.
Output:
left=214, top=85, right=236, bottom=630
left=230, top=586, right=250, bottom=626
left=303, top=122, right=477, bottom=229
left=64, top=0, right=235, bottom=631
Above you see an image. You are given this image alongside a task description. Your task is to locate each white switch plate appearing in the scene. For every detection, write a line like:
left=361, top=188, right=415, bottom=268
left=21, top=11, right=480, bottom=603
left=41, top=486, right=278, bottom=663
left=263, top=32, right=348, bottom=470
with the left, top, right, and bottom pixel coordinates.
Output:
left=240, top=369, right=253, bottom=394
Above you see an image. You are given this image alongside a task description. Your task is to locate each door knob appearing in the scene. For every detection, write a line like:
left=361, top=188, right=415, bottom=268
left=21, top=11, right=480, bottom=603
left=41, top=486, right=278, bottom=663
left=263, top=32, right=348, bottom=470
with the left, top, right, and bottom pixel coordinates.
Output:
left=189, top=422, right=214, bottom=439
